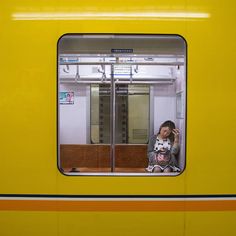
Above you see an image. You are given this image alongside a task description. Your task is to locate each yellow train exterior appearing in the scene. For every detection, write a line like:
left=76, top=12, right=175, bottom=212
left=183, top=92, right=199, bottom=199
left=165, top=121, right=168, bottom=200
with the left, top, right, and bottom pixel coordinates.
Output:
left=0, top=0, right=236, bottom=235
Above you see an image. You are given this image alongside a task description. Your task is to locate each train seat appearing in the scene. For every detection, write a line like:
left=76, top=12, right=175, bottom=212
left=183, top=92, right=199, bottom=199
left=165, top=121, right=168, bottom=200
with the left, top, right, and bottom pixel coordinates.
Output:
left=60, top=144, right=148, bottom=173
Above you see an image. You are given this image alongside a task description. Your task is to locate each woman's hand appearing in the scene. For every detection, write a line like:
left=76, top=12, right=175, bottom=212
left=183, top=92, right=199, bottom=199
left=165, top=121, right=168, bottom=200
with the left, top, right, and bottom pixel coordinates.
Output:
left=172, top=129, right=180, bottom=143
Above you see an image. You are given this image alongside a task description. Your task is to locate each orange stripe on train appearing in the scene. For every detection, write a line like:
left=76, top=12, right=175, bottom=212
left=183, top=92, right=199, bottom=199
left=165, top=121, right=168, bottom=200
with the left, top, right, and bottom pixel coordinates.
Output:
left=1, top=200, right=236, bottom=211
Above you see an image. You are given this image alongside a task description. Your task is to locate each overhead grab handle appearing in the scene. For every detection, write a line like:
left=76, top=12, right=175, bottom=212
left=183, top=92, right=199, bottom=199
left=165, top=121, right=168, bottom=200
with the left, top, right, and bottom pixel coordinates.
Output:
left=75, top=57, right=80, bottom=82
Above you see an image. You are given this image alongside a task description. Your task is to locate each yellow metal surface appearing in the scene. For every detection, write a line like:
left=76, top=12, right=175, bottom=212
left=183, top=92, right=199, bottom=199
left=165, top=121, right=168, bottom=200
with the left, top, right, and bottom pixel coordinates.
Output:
left=0, top=211, right=184, bottom=236
left=0, top=0, right=235, bottom=195
left=0, top=211, right=235, bottom=236
left=0, top=0, right=236, bottom=235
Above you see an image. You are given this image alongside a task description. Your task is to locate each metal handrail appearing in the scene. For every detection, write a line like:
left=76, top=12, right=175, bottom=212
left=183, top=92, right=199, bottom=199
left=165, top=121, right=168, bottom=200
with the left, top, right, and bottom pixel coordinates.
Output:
left=59, top=77, right=175, bottom=84
left=60, top=61, right=184, bottom=66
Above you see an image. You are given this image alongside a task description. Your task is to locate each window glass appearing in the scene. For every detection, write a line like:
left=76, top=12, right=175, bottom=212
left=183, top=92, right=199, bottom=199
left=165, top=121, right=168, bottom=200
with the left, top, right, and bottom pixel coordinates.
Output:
left=58, top=34, right=186, bottom=175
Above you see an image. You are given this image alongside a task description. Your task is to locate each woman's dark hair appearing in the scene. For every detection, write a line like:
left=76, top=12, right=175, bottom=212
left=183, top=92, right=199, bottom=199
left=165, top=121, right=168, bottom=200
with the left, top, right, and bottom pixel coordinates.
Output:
left=158, top=120, right=176, bottom=142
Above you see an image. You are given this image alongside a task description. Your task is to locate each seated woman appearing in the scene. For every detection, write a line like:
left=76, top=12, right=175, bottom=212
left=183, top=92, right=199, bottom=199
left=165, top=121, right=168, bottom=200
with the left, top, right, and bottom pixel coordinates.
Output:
left=146, top=120, right=180, bottom=173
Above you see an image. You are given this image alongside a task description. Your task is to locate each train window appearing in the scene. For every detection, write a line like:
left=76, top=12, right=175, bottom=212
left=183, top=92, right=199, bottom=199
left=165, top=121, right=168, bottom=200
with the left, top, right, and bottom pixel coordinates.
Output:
left=58, top=34, right=186, bottom=176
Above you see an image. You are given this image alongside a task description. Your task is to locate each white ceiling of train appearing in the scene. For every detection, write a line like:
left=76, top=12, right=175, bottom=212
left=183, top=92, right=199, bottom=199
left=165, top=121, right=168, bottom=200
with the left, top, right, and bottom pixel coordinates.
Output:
left=58, top=35, right=185, bottom=84
left=58, top=35, right=186, bottom=55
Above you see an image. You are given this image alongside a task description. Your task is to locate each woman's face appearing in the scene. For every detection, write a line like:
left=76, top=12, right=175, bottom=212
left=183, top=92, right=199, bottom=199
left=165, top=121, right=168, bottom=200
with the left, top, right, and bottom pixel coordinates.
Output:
left=159, top=126, right=172, bottom=138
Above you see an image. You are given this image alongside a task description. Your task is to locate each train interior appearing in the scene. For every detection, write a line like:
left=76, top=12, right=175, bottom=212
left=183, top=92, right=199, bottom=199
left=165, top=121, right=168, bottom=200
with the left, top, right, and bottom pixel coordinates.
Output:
left=58, top=35, right=186, bottom=175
